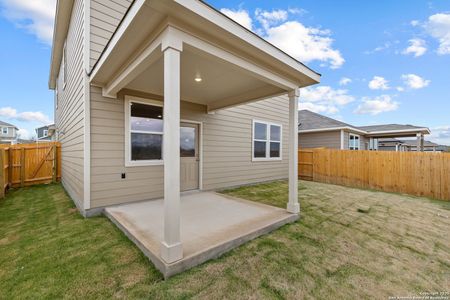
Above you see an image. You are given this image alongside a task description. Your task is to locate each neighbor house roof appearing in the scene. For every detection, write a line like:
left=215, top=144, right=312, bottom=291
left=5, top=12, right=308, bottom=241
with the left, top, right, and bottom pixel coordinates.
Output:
left=400, top=140, right=439, bottom=147
left=378, top=138, right=440, bottom=147
left=298, top=110, right=431, bottom=136
left=358, top=124, right=429, bottom=133
left=298, top=110, right=365, bottom=133
left=0, top=120, right=18, bottom=129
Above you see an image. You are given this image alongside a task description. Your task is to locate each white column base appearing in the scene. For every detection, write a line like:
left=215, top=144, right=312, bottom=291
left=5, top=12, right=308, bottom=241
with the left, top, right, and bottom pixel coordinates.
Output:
left=287, top=202, right=300, bottom=214
left=160, top=241, right=183, bottom=263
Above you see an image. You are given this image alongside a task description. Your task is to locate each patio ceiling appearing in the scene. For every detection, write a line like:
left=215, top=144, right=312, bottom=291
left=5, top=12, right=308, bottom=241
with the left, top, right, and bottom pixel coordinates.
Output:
left=122, top=44, right=285, bottom=110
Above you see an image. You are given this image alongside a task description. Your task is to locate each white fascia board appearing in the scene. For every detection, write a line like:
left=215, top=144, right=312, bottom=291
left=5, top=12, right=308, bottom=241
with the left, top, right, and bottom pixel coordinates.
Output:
left=366, top=128, right=431, bottom=135
left=48, top=0, right=75, bottom=89
left=299, top=127, right=367, bottom=135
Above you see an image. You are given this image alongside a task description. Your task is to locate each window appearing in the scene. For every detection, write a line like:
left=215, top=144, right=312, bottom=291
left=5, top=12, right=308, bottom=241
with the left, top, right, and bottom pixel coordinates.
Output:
left=43, top=129, right=48, bottom=137
left=369, top=138, right=378, bottom=151
left=2, top=127, right=8, bottom=135
left=349, top=134, right=360, bottom=150
left=125, top=98, right=164, bottom=166
left=252, top=120, right=282, bottom=160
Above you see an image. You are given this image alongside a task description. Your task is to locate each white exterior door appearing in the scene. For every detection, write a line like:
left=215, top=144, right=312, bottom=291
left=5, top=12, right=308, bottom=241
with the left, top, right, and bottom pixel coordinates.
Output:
left=180, top=123, right=199, bottom=191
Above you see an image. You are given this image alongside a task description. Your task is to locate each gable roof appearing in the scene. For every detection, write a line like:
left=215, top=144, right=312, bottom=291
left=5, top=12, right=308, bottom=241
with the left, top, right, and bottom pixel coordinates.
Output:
left=298, top=110, right=431, bottom=136
left=0, top=120, right=18, bottom=129
left=298, top=110, right=354, bottom=130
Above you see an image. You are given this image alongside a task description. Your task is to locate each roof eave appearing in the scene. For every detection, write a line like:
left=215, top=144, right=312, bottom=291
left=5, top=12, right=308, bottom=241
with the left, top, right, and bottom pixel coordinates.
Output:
left=48, top=0, right=74, bottom=90
left=90, top=0, right=321, bottom=88
left=299, top=126, right=368, bottom=135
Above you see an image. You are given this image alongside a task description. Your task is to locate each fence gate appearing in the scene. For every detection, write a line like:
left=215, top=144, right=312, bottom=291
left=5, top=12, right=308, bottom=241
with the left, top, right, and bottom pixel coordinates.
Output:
left=0, top=142, right=61, bottom=198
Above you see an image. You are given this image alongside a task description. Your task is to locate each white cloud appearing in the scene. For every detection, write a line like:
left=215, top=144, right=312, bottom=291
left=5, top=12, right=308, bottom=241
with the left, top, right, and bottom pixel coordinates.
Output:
left=364, top=42, right=393, bottom=54
left=368, top=76, right=390, bottom=90
left=402, top=38, right=427, bottom=57
left=425, top=13, right=450, bottom=55
left=401, top=74, right=430, bottom=89
left=16, top=128, right=32, bottom=140
left=0, top=0, right=56, bottom=45
left=17, top=111, right=52, bottom=124
left=0, top=106, right=17, bottom=118
left=299, top=102, right=338, bottom=114
left=220, top=8, right=253, bottom=30
left=339, top=77, right=352, bottom=86
left=430, top=126, right=450, bottom=145
left=220, top=7, right=344, bottom=69
left=411, top=20, right=420, bottom=27
left=354, top=95, right=399, bottom=115
left=300, top=85, right=354, bottom=114
left=396, top=86, right=405, bottom=92
left=264, top=21, right=344, bottom=68
left=0, top=106, right=51, bottom=124
left=255, top=9, right=288, bottom=29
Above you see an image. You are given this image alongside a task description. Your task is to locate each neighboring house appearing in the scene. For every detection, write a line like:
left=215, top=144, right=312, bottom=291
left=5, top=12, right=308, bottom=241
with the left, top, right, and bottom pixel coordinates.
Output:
left=35, top=124, right=56, bottom=141
left=48, top=0, right=320, bottom=270
left=298, top=110, right=431, bottom=151
left=0, top=120, right=18, bottom=145
left=378, top=138, right=441, bottom=152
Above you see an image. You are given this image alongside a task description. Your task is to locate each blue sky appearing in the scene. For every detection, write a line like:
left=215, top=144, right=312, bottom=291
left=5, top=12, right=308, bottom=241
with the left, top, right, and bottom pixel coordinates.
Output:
left=0, top=0, right=450, bottom=144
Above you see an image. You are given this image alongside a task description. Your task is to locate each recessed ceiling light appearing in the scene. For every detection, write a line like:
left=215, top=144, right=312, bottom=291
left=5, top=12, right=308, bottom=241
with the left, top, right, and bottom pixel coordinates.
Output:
left=195, top=77, right=202, bottom=82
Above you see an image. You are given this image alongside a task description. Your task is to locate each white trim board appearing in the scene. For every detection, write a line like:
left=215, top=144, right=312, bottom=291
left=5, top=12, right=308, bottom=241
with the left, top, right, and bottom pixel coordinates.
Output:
left=251, top=119, right=283, bottom=162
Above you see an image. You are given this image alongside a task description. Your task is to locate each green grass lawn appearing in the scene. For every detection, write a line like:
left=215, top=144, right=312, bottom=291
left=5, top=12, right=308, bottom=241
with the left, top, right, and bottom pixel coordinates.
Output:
left=0, top=181, right=449, bottom=299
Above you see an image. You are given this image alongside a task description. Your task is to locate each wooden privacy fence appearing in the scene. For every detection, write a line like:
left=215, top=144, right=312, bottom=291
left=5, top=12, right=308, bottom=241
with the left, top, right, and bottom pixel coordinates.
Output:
left=0, top=142, right=61, bottom=198
left=298, top=148, right=450, bottom=201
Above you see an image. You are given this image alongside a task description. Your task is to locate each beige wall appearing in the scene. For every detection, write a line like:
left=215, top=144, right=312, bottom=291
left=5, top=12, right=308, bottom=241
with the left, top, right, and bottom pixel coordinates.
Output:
left=0, top=127, right=16, bottom=139
left=55, top=0, right=85, bottom=209
left=89, top=86, right=290, bottom=209
left=90, top=0, right=133, bottom=69
left=298, top=131, right=341, bottom=149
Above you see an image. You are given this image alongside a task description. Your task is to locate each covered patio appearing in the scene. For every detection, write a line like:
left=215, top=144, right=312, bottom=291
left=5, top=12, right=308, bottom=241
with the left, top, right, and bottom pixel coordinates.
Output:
left=89, top=0, right=320, bottom=276
left=105, top=191, right=297, bottom=278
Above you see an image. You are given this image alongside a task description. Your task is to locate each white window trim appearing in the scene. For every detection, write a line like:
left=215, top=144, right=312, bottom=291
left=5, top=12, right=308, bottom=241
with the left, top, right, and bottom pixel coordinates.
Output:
left=124, top=96, right=164, bottom=167
left=43, top=129, right=48, bottom=137
left=2, top=127, right=8, bottom=135
left=349, top=133, right=360, bottom=150
left=252, top=119, right=282, bottom=162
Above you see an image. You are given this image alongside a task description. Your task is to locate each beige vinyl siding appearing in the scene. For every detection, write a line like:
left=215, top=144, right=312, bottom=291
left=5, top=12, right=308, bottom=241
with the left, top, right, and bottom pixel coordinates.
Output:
left=90, top=0, right=132, bottom=69
left=298, top=131, right=341, bottom=149
left=0, top=127, right=16, bottom=139
left=89, top=86, right=290, bottom=208
left=55, top=0, right=85, bottom=208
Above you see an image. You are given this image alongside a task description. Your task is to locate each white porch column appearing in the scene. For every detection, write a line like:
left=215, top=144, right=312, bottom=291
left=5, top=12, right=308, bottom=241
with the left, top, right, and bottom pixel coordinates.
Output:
left=160, top=40, right=183, bottom=263
left=287, top=89, right=300, bottom=214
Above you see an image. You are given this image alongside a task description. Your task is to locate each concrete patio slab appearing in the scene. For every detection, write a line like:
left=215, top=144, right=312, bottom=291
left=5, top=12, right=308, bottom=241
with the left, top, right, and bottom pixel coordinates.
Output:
left=104, top=191, right=298, bottom=278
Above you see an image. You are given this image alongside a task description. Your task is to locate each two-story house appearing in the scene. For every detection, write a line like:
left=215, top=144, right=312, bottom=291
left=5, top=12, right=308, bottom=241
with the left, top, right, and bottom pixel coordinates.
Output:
left=0, top=120, right=18, bottom=144
left=35, top=124, right=56, bottom=142
left=48, top=0, right=321, bottom=277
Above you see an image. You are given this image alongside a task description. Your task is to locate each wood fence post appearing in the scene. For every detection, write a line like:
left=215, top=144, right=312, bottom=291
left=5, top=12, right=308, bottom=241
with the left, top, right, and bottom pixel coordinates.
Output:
left=20, top=148, right=25, bottom=188
left=8, top=148, right=13, bottom=187
left=52, top=144, right=57, bottom=183
left=0, top=149, right=5, bottom=199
